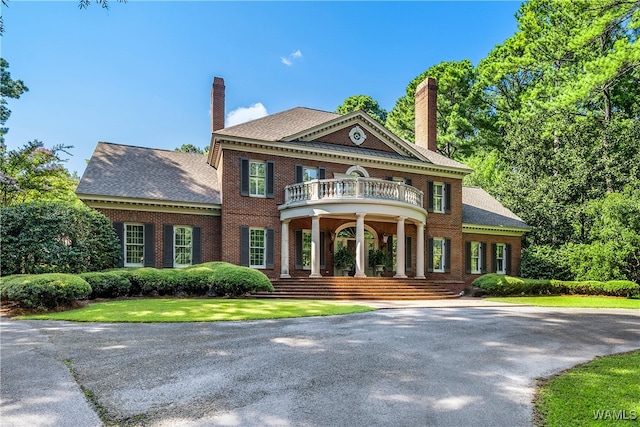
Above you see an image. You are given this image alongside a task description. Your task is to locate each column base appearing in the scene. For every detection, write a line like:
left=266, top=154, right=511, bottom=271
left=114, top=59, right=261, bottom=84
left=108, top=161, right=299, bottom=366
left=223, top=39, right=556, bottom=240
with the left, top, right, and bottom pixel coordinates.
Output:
left=309, top=273, right=323, bottom=278
left=280, top=274, right=291, bottom=279
left=394, top=274, right=408, bottom=279
left=415, top=275, right=426, bottom=279
left=354, top=273, right=367, bottom=278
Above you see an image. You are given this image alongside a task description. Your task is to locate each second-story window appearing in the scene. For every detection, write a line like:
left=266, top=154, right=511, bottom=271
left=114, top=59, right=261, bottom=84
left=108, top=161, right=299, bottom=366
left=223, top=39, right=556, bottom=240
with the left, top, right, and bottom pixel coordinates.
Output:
left=303, top=167, right=317, bottom=182
left=250, top=161, right=266, bottom=197
left=433, top=182, right=444, bottom=213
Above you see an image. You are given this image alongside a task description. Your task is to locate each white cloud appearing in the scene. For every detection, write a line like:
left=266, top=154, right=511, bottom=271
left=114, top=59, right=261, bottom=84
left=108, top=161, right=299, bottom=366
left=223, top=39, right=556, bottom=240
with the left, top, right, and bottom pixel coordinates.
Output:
left=281, top=49, right=302, bottom=66
left=226, top=103, right=268, bottom=127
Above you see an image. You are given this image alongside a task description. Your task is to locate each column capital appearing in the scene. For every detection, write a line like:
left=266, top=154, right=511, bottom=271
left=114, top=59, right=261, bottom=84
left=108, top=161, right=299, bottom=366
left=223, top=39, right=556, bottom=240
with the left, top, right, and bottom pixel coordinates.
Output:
left=397, top=216, right=407, bottom=221
left=355, top=212, right=366, bottom=218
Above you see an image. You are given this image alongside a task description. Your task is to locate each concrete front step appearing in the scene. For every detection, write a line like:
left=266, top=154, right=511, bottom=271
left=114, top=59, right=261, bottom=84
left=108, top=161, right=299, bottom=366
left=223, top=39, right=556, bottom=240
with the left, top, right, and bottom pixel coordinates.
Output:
left=252, top=277, right=461, bottom=300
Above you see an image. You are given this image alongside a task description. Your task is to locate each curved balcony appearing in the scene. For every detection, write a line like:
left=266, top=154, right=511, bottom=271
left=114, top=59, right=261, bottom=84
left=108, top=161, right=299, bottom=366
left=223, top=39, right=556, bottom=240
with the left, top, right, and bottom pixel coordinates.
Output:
left=283, top=178, right=423, bottom=209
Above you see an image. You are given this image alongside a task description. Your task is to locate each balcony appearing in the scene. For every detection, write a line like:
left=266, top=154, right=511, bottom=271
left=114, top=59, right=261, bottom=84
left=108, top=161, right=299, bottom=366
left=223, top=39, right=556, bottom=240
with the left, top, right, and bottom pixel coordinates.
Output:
left=283, top=178, right=423, bottom=208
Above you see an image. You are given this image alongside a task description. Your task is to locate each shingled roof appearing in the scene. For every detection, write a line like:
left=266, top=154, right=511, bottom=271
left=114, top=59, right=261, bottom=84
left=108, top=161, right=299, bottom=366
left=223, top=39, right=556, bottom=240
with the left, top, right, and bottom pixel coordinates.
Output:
left=215, top=107, right=341, bottom=141
left=462, top=186, right=529, bottom=230
left=76, top=142, right=221, bottom=205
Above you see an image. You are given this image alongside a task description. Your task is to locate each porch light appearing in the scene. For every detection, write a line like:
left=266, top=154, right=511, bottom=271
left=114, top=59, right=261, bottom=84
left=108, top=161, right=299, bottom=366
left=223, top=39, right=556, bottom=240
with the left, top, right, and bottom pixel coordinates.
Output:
left=382, top=233, right=389, bottom=243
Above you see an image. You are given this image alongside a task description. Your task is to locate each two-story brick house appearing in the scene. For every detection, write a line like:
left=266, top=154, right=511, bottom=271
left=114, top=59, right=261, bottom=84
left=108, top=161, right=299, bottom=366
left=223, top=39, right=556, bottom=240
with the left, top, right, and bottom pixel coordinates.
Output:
left=76, top=76, right=528, bottom=294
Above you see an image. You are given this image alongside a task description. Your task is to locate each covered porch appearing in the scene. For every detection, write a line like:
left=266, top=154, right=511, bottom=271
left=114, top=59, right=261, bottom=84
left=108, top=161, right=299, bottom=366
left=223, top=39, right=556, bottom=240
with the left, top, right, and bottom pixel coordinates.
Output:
left=279, top=177, right=427, bottom=279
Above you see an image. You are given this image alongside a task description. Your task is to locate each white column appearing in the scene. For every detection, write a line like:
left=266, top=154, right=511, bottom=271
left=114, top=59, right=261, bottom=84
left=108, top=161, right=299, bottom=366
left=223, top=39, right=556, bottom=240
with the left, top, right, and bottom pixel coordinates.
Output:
left=394, top=216, right=407, bottom=278
left=310, top=215, right=322, bottom=277
left=355, top=213, right=367, bottom=277
left=280, top=220, right=291, bottom=278
left=416, top=222, right=425, bottom=279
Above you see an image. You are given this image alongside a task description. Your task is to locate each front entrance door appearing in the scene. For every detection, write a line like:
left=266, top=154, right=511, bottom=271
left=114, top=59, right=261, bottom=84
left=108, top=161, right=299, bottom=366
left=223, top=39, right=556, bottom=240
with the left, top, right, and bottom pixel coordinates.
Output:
left=334, top=226, right=377, bottom=276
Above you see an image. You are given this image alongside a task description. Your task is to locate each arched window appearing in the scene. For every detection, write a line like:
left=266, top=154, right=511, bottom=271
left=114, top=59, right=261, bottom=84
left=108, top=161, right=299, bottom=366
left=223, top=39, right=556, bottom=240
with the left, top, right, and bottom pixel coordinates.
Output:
left=345, top=165, right=369, bottom=178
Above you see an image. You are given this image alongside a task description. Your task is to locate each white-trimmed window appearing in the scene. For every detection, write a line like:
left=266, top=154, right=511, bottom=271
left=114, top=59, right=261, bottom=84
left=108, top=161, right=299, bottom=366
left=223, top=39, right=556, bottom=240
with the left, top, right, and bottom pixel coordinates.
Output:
left=250, top=228, right=267, bottom=268
left=432, top=238, right=445, bottom=273
left=496, top=243, right=507, bottom=274
left=303, top=167, right=318, bottom=182
left=249, top=161, right=266, bottom=197
left=125, top=223, right=144, bottom=267
left=433, top=182, right=445, bottom=213
left=470, top=242, right=482, bottom=274
left=174, top=226, right=192, bottom=267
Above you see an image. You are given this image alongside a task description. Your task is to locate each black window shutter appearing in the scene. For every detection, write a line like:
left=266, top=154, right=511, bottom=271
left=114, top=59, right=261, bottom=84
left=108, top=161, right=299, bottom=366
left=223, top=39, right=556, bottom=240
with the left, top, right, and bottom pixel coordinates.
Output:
left=386, top=235, right=394, bottom=268
left=444, top=238, right=451, bottom=273
left=294, top=230, right=303, bottom=269
left=427, top=237, right=434, bottom=272
left=266, top=228, right=274, bottom=269
left=240, top=226, right=250, bottom=267
left=144, top=223, right=155, bottom=267
left=113, top=222, right=124, bottom=267
left=386, top=176, right=393, bottom=181
left=192, top=227, right=202, bottom=265
left=295, top=164, right=303, bottom=183
left=405, top=178, right=412, bottom=186
left=163, top=225, right=174, bottom=268
left=481, top=242, right=487, bottom=273
left=266, top=161, right=275, bottom=199
left=491, top=243, right=497, bottom=273
left=427, top=181, right=434, bottom=212
left=445, top=183, right=452, bottom=214
left=240, top=158, right=249, bottom=196
left=506, top=244, right=512, bottom=275
left=318, top=167, right=326, bottom=180
left=465, top=241, right=472, bottom=274
left=320, top=231, right=326, bottom=269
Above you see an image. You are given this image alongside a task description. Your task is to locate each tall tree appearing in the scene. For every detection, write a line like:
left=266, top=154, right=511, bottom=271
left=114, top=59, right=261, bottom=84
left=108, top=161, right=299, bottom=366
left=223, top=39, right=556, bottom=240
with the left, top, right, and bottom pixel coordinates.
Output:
left=386, top=59, right=488, bottom=159
left=477, top=0, right=640, bottom=247
left=335, top=95, right=387, bottom=125
left=175, top=144, right=206, bottom=155
left=0, top=140, right=78, bottom=206
left=0, top=58, right=28, bottom=144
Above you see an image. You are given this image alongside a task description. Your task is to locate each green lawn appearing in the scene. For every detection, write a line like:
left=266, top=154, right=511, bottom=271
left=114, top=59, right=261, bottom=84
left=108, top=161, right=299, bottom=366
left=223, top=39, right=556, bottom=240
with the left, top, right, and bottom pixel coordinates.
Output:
left=535, top=350, right=640, bottom=426
left=17, top=298, right=376, bottom=322
left=485, top=296, right=640, bottom=309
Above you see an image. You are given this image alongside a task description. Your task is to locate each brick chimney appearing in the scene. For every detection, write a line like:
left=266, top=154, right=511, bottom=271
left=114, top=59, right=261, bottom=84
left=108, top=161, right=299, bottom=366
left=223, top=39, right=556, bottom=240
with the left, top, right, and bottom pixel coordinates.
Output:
left=211, top=77, right=225, bottom=132
left=414, top=77, right=437, bottom=152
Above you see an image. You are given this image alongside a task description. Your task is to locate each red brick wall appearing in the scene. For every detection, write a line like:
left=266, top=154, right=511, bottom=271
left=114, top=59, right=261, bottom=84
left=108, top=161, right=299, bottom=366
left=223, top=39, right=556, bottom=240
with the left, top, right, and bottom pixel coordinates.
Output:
left=462, top=233, right=523, bottom=289
left=314, top=126, right=397, bottom=153
left=95, top=208, right=221, bottom=269
left=222, top=148, right=465, bottom=280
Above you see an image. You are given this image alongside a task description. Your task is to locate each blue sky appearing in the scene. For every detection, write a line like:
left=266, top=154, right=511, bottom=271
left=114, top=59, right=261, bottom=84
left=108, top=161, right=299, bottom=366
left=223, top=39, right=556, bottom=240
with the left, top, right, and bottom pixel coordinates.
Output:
left=2, top=1, right=521, bottom=177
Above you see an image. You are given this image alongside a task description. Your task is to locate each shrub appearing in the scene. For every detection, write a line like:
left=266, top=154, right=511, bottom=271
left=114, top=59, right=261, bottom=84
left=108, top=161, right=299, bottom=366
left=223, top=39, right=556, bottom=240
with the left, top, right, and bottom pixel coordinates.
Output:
left=0, top=273, right=91, bottom=309
left=474, top=274, right=640, bottom=297
left=520, top=245, right=572, bottom=280
left=209, top=263, right=274, bottom=296
left=129, top=268, right=179, bottom=296
left=473, top=273, right=550, bottom=296
left=80, top=271, right=132, bottom=299
left=0, top=201, right=120, bottom=275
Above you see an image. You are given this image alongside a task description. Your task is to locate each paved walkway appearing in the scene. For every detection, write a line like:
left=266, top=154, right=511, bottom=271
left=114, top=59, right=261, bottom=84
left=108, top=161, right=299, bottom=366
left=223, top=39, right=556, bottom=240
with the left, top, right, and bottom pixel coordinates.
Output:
left=1, top=304, right=639, bottom=426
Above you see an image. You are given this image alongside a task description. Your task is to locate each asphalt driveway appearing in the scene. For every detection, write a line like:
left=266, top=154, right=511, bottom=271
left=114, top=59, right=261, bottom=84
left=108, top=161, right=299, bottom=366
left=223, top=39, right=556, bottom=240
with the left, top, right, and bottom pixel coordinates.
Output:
left=2, top=305, right=639, bottom=426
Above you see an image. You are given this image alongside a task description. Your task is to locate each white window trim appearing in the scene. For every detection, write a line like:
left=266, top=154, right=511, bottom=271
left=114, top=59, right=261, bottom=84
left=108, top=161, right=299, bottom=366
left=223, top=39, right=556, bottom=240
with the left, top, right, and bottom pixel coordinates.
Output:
left=433, top=237, right=445, bottom=273
left=496, top=243, right=507, bottom=275
left=249, top=160, right=267, bottom=198
left=433, top=182, right=445, bottom=214
left=124, top=223, right=144, bottom=267
left=471, top=242, right=482, bottom=274
left=249, top=227, right=267, bottom=269
left=345, top=165, right=369, bottom=178
left=302, top=167, right=318, bottom=182
left=173, top=225, right=193, bottom=268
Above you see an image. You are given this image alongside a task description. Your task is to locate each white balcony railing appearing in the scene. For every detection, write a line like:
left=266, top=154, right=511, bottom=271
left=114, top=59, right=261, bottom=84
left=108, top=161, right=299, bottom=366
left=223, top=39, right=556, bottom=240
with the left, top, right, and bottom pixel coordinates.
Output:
left=284, top=178, right=423, bottom=208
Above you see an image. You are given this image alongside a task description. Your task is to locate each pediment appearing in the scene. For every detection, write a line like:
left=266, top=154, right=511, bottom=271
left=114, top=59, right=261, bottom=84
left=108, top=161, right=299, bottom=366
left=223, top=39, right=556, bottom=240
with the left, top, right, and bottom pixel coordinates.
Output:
left=282, top=111, right=430, bottom=162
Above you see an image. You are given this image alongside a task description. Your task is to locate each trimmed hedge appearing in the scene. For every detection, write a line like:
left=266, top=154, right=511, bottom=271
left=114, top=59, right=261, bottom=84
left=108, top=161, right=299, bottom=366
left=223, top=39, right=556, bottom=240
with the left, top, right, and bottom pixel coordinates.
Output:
left=1, top=262, right=275, bottom=309
left=0, top=273, right=91, bottom=309
left=473, top=273, right=639, bottom=297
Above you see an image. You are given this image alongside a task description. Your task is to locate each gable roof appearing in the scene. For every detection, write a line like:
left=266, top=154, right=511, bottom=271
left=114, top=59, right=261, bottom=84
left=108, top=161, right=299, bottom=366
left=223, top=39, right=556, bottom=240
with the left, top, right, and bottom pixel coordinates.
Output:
left=76, top=142, right=221, bottom=205
left=462, top=186, right=529, bottom=230
left=212, top=106, right=471, bottom=172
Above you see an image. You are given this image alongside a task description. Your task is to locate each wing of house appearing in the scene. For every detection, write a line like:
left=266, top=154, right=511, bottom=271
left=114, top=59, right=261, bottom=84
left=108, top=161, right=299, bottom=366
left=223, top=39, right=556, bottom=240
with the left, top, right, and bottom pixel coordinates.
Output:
left=77, top=76, right=528, bottom=292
